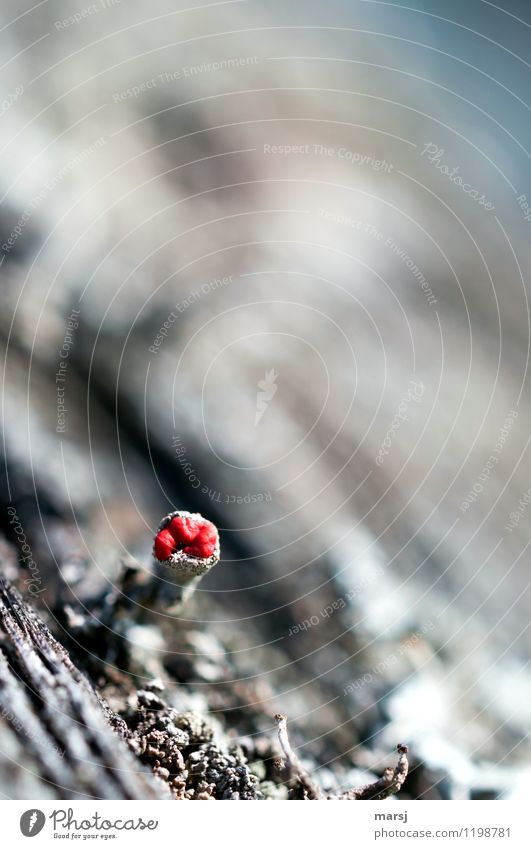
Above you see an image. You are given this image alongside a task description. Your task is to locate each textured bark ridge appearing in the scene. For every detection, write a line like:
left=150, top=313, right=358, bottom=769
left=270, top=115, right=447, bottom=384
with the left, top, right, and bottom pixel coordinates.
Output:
left=0, top=567, right=408, bottom=801
left=0, top=577, right=166, bottom=799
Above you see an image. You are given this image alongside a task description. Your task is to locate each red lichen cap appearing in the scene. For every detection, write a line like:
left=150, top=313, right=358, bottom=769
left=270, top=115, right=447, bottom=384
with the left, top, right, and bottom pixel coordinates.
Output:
left=153, top=510, right=220, bottom=574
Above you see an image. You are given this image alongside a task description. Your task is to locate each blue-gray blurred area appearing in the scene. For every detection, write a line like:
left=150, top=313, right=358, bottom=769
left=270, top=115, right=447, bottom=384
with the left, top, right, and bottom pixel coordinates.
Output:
left=1, top=0, right=531, bottom=798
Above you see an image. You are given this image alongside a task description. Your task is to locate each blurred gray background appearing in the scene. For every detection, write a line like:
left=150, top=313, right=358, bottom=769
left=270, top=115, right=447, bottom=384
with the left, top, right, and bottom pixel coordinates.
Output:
left=1, top=0, right=531, bottom=798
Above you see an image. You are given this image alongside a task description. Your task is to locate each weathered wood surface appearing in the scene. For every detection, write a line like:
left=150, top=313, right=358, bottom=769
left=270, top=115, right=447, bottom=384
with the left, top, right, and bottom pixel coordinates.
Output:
left=0, top=563, right=411, bottom=800
left=1, top=0, right=531, bottom=800
left=0, top=575, right=167, bottom=799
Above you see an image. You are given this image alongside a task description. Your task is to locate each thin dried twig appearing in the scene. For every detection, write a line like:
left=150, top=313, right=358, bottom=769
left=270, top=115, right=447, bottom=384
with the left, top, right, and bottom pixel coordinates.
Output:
left=274, top=713, right=325, bottom=799
left=338, top=744, right=409, bottom=800
left=274, top=713, right=408, bottom=801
